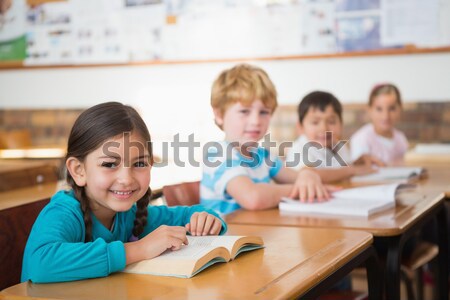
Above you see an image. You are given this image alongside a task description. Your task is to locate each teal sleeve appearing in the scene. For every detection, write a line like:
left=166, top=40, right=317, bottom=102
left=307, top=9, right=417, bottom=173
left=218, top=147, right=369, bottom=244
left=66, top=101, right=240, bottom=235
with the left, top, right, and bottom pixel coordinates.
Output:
left=22, top=202, right=126, bottom=283
left=143, top=205, right=227, bottom=236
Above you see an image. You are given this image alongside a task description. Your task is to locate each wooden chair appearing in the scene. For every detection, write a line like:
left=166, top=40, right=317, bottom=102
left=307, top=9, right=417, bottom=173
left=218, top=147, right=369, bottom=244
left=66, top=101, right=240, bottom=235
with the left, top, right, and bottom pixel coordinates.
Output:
left=162, top=181, right=200, bottom=206
left=351, top=241, right=438, bottom=300
left=400, top=241, right=438, bottom=300
left=0, top=198, right=50, bottom=290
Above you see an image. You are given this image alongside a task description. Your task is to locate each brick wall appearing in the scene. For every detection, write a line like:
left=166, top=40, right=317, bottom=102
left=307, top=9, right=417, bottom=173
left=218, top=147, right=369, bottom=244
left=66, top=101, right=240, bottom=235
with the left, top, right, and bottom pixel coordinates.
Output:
left=0, top=109, right=82, bottom=147
left=0, top=102, right=449, bottom=148
left=270, top=102, right=450, bottom=147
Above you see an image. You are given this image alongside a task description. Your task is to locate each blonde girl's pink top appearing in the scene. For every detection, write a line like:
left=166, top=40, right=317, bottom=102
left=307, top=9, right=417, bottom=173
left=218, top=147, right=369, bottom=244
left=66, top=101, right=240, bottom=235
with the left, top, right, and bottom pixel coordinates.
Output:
left=350, top=124, right=409, bottom=164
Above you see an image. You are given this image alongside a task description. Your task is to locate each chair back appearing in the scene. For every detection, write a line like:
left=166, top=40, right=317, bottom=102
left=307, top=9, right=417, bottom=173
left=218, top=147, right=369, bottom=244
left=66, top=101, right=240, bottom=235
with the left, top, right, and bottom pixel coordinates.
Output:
left=0, top=198, right=50, bottom=289
left=162, top=181, right=200, bottom=206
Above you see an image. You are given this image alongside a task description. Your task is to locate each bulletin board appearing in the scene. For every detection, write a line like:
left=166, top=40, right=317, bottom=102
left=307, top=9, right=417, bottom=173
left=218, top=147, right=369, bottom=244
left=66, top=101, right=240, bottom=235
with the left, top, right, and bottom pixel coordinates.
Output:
left=0, top=0, right=450, bottom=69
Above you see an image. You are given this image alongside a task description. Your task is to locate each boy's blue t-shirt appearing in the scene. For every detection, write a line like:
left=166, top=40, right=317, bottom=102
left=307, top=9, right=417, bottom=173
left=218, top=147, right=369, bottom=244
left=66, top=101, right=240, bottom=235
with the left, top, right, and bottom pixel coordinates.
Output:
left=21, top=190, right=227, bottom=283
left=200, top=141, right=283, bottom=215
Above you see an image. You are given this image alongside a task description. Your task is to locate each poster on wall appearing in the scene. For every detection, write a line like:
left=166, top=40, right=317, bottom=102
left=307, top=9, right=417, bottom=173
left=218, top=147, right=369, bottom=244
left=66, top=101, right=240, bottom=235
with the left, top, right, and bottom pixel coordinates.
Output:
left=0, top=0, right=27, bottom=61
left=300, top=0, right=336, bottom=54
left=336, top=15, right=381, bottom=52
left=71, top=0, right=128, bottom=64
left=161, top=1, right=303, bottom=60
left=25, top=0, right=73, bottom=65
left=335, top=0, right=381, bottom=52
left=123, top=0, right=164, bottom=61
left=335, top=0, right=380, bottom=12
left=439, top=0, right=450, bottom=46
left=380, top=0, right=440, bottom=47
left=0, top=0, right=449, bottom=65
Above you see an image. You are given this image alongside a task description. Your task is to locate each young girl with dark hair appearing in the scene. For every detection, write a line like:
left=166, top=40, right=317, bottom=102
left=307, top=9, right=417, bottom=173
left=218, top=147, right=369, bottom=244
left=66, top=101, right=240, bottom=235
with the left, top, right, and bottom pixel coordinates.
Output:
left=22, top=102, right=226, bottom=283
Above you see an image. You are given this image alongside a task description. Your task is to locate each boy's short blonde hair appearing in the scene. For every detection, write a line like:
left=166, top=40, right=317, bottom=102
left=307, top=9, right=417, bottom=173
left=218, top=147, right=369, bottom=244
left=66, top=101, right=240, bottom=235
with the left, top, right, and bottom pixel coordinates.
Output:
left=211, top=64, right=278, bottom=116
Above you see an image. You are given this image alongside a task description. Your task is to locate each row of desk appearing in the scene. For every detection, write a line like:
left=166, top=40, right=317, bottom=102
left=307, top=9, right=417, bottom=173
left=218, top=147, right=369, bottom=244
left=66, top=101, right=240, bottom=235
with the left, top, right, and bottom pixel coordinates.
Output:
left=225, top=168, right=449, bottom=299
left=0, top=164, right=449, bottom=299
left=0, top=225, right=379, bottom=300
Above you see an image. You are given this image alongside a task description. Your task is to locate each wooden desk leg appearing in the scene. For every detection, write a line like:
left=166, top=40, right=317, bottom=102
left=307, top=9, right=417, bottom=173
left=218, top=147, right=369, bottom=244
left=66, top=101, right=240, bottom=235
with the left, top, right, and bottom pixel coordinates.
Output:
left=385, top=235, right=404, bottom=300
left=436, top=204, right=449, bottom=300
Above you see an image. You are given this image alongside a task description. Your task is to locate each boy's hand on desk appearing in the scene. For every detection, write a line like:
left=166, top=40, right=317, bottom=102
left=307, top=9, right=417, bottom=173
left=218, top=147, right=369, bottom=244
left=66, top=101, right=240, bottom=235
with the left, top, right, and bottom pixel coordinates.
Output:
left=290, top=168, right=331, bottom=203
left=186, top=212, right=222, bottom=236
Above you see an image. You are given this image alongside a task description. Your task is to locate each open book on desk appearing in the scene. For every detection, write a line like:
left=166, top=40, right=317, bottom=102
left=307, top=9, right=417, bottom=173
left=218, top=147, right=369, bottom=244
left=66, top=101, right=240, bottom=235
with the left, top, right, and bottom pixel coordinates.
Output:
left=123, top=235, right=264, bottom=278
left=279, top=183, right=414, bottom=218
left=351, top=167, right=425, bottom=183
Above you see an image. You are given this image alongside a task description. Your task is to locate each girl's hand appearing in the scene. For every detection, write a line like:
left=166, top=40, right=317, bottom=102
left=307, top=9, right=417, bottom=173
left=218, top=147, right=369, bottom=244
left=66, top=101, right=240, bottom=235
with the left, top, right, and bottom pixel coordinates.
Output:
left=138, top=225, right=188, bottom=259
left=289, top=168, right=335, bottom=203
left=185, top=212, right=222, bottom=236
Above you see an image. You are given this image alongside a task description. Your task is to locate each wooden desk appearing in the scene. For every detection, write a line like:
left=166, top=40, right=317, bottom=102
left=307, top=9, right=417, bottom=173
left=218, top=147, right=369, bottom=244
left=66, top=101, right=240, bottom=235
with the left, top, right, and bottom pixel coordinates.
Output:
left=0, top=182, right=57, bottom=211
left=405, top=150, right=450, bottom=165
left=226, top=189, right=448, bottom=300
left=1, top=225, right=380, bottom=300
left=0, top=159, right=61, bottom=192
left=413, top=165, right=450, bottom=197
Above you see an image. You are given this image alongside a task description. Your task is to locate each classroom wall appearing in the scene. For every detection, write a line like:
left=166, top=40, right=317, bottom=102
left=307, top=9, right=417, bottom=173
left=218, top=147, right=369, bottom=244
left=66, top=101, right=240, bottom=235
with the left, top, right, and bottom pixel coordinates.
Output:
left=1, top=52, right=450, bottom=109
left=1, top=52, right=450, bottom=147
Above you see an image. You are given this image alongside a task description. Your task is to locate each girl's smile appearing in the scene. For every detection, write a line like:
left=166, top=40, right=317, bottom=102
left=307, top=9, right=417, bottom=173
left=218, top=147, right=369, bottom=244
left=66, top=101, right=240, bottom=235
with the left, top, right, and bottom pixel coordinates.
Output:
left=70, top=131, right=151, bottom=228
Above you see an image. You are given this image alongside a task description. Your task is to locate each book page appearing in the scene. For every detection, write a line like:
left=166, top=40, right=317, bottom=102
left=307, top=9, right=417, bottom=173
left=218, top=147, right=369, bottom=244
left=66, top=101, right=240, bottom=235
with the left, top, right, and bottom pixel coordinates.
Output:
left=381, top=0, right=440, bottom=47
left=123, top=236, right=231, bottom=277
left=280, top=196, right=394, bottom=217
left=134, top=236, right=245, bottom=261
left=332, top=183, right=402, bottom=201
left=142, top=236, right=235, bottom=261
left=280, top=183, right=414, bottom=217
left=122, top=236, right=260, bottom=278
left=164, top=236, right=224, bottom=259
left=125, top=236, right=252, bottom=266
left=351, top=167, right=423, bottom=183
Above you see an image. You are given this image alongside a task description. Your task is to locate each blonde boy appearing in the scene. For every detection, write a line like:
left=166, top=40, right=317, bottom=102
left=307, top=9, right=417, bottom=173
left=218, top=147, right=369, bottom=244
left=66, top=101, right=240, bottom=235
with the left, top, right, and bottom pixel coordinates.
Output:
left=200, top=64, right=331, bottom=215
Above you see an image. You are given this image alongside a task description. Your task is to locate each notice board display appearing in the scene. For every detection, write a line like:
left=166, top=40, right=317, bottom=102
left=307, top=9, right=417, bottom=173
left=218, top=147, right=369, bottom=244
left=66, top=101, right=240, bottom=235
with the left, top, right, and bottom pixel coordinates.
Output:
left=0, top=0, right=449, bottom=68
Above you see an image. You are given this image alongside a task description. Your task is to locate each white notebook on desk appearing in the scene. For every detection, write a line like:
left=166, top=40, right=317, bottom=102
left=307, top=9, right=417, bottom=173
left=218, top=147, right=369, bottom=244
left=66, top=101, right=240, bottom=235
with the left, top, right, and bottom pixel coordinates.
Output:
left=351, top=167, right=424, bottom=183
left=279, top=183, right=413, bottom=217
left=413, top=143, right=450, bottom=154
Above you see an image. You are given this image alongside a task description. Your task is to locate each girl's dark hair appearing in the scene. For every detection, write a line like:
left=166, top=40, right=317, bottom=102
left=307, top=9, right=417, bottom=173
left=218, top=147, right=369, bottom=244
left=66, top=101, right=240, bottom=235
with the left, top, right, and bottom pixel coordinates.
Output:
left=369, top=83, right=402, bottom=107
left=65, top=102, right=153, bottom=242
left=298, top=91, right=342, bottom=124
